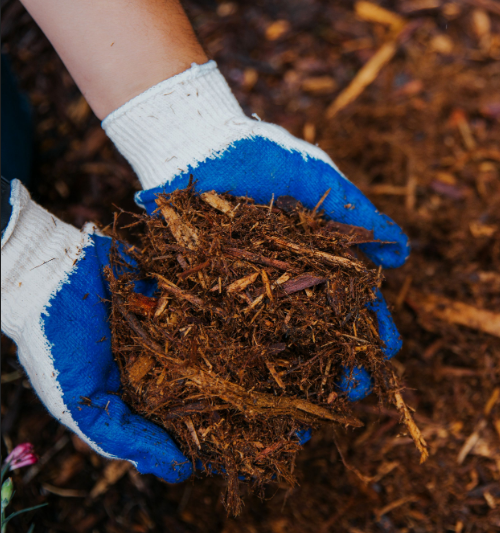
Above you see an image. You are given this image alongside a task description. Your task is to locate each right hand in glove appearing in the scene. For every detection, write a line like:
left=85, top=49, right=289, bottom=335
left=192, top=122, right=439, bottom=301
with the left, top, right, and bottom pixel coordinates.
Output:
left=1, top=179, right=191, bottom=483
left=103, top=60, right=408, bottom=403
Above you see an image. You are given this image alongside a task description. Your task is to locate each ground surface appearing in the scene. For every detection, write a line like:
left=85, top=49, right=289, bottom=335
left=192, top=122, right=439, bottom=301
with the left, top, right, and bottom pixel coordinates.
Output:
left=1, top=0, right=500, bottom=531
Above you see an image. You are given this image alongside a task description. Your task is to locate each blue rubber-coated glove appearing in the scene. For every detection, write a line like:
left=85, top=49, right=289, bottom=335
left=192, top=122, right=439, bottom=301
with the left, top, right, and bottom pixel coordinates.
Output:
left=104, top=61, right=409, bottom=405
left=1, top=180, right=191, bottom=483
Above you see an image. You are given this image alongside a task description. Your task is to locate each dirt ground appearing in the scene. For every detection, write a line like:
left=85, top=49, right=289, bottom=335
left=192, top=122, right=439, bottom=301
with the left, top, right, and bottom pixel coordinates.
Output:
left=2, top=0, right=500, bottom=531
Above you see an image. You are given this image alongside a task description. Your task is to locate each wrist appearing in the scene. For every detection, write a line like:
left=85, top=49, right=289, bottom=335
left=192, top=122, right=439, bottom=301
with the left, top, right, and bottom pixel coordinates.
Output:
left=103, top=61, right=336, bottom=198
left=102, top=61, right=248, bottom=190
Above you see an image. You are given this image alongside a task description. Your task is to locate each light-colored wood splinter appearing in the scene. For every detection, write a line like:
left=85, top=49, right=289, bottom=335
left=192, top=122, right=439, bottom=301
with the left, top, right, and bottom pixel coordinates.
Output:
left=243, top=294, right=265, bottom=314
left=261, top=270, right=274, bottom=301
left=393, top=390, right=429, bottom=463
left=154, top=296, right=169, bottom=318
left=153, top=273, right=205, bottom=307
left=200, top=191, right=235, bottom=218
left=185, top=417, right=201, bottom=449
left=266, top=361, right=285, bottom=389
left=226, top=272, right=260, bottom=294
left=155, top=197, right=199, bottom=250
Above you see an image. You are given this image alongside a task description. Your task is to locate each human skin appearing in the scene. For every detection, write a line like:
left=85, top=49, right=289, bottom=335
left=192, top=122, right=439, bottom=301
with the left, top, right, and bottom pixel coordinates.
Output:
left=20, top=0, right=208, bottom=119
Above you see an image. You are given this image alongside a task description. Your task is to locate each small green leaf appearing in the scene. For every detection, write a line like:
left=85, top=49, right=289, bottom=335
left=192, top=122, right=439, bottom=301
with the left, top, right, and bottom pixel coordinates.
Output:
left=1, top=479, right=14, bottom=513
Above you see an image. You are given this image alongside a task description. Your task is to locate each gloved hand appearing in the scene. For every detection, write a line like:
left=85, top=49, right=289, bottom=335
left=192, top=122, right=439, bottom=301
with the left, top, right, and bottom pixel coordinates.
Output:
left=1, top=180, right=191, bottom=483
left=103, top=60, right=409, bottom=401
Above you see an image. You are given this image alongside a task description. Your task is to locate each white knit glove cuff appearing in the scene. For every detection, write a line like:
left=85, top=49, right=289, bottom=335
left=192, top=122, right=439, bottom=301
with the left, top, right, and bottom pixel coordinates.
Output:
left=102, top=61, right=247, bottom=190
left=1, top=180, right=91, bottom=341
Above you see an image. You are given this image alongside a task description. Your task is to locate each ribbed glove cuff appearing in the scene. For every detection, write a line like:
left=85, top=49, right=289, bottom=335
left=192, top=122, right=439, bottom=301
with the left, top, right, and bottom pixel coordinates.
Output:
left=1, top=180, right=88, bottom=340
left=102, top=61, right=248, bottom=190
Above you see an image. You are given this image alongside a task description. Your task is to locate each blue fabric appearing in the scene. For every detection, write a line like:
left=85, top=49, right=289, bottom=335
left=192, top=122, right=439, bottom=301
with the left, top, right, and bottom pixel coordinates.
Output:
left=337, top=288, right=403, bottom=401
left=42, top=233, right=192, bottom=483
left=136, top=136, right=408, bottom=403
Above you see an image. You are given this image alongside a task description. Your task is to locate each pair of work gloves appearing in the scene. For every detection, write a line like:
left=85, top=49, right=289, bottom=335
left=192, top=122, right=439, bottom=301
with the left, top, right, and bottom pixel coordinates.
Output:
left=1, top=62, right=409, bottom=483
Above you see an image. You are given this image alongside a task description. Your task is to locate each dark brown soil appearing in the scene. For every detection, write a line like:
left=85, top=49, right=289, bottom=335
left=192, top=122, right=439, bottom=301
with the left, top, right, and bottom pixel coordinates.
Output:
left=2, top=1, right=500, bottom=531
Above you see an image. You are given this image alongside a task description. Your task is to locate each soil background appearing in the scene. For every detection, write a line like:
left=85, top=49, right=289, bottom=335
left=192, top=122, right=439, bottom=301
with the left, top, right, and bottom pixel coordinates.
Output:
left=1, top=0, right=500, bottom=532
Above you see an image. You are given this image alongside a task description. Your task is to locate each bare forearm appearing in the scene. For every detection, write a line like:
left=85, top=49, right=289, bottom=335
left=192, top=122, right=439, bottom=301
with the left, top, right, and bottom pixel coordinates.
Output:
left=21, top=0, right=207, bottom=119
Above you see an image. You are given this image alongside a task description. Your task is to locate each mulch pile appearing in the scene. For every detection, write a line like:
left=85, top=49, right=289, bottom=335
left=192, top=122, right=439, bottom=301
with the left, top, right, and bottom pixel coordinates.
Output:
left=108, top=186, right=424, bottom=514
left=2, top=0, right=500, bottom=531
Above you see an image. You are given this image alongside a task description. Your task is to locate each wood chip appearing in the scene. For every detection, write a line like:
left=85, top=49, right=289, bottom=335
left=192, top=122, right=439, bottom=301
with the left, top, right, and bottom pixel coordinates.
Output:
left=128, top=355, right=155, bottom=386
left=154, top=296, right=169, bottom=318
left=184, top=366, right=363, bottom=427
left=156, top=197, right=199, bottom=250
left=154, top=274, right=206, bottom=308
left=355, top=1, right=406, bottom=28
left=243, top=293, right=265, bottom=314
left=312, top=188, right=332, bottom=215
left=201, top=191, right=235, bottom=218
left=90, top=460, right=131, bottom=498
left=280, top=273, right=327, bottom=296
left=457, top=419, right=487, bottom=464
left=225, top=272, right=260, bottom=294
left=484, top=387, right=500, bottom=416
left=407, top=292, right=500, bottom=338
left=376, top=495, right=419, bottom=522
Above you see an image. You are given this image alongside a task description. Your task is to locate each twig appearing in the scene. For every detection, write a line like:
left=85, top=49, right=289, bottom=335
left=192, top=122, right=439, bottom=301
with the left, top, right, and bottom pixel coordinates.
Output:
left=115, top=296, right=165, bottom=355
left=153, top=273, right=225, bottom=316
left=178, top=259, right=211, bottom=280
left=267, top=237, right=364, bottom=272
left=326, top=21, right=418, bottom=118
left=261, top=269, right=274, bottom=301
left=225, top=247, right=291, bottom=271
left=393, top=389, right=429, bottom=463
left=312, top=188, right=331, bottom=216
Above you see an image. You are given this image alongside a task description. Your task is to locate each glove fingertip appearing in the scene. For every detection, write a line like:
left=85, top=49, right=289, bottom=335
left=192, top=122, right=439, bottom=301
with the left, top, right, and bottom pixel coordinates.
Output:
left=358, top=232, right=410, bottom=269
left=366, top=288, right=402, bottom=360
left=296, top=428, right=312, bottom=445
left=337, top=366, right=373, bottom=402
left=136, top=446, right=193, bottom=483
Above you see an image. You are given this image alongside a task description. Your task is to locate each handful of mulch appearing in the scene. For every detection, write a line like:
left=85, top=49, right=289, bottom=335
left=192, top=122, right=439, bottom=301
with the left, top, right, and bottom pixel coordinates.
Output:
left=107, top=185, right=427, bottom=514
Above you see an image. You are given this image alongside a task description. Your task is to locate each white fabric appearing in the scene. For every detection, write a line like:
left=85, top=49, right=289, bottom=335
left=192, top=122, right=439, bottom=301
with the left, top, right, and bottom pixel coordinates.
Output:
left=1, top=180, right=113, bottom=458
left=102, top=60, right=339, bottom=190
